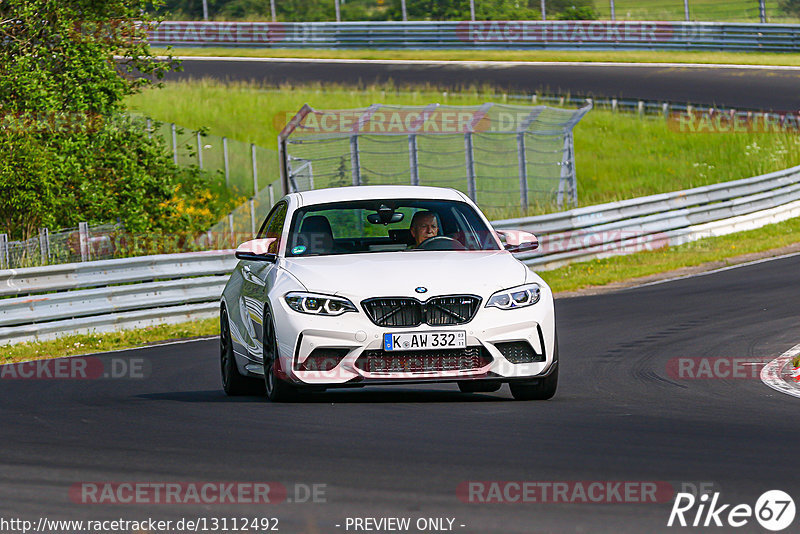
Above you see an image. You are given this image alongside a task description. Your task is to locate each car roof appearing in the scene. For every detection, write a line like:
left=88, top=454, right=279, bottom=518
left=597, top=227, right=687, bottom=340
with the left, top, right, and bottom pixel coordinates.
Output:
left=294, top=185, right=468, bottom=207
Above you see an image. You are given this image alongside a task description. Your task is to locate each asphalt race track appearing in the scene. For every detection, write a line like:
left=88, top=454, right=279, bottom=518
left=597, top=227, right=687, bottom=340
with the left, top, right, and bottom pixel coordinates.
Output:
left=167, top=58, right=800, bottom=111
left=2, top=254, right=799, bottom=533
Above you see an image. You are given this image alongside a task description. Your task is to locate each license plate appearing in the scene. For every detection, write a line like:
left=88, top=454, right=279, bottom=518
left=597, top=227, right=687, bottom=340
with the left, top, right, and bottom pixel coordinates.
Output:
left=383, top=331, right=466, bottom=352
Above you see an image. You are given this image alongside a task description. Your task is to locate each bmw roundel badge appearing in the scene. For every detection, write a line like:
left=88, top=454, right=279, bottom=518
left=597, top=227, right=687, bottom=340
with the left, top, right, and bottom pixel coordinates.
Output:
left=415, top=287, right=428, bottom=294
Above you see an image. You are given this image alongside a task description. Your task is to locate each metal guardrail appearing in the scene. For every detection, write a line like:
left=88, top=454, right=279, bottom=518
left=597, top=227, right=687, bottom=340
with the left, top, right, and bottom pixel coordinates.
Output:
left=3, top=165, right=800, bottom=343
left=147, top=21, right=800, bottom=52
left=0, top=251, right=236, bottom=343
left=495, top=165, right=800, bottom=269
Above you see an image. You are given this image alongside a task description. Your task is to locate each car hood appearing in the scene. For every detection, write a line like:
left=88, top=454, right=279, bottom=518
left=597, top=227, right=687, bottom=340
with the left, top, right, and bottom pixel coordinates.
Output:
left=281, top=250, right=528, bottom=301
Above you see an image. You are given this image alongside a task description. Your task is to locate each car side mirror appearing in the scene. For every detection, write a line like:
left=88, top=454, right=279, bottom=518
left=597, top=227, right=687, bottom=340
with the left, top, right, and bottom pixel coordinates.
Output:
left=235, top=238, right=278, bottom=262
left=496, top=229, right=539, bottom=253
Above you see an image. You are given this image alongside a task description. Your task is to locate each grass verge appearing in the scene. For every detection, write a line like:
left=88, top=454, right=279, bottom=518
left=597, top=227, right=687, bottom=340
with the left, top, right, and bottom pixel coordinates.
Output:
left=0, top=318, right=218, bottom=365
left=126, top=80, right=800, bottom=209
left=540, top=214, right=800, bottom=293
left=155, top=47, right=800, bottom=67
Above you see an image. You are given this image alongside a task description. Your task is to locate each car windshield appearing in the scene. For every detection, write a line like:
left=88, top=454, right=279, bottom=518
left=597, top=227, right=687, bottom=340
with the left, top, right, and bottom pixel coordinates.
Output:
left=286, top=199, right=500, bottom=257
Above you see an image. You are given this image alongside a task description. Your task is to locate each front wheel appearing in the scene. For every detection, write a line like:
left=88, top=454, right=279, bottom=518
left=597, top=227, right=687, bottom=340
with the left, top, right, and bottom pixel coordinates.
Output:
left=263, top=310, right=300, bottom=402
left=221, top=308, right=264, bottom=396
left=509, top=335, right=559, bottom=401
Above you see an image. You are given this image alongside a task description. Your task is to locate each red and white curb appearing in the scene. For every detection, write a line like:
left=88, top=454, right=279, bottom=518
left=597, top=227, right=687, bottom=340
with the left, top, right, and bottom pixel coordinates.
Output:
left=761, top=342, right=800, bottom=399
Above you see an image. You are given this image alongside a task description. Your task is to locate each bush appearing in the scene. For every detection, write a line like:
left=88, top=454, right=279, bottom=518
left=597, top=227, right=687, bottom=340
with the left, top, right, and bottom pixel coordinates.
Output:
left=0, top=0, right=235, bottom=242
left=557, top=6, right=600, bottom=20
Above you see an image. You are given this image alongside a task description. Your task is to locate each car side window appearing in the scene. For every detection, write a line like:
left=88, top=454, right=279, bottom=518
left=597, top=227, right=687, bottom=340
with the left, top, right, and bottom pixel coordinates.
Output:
left=264, top=202, right=288, bottom=254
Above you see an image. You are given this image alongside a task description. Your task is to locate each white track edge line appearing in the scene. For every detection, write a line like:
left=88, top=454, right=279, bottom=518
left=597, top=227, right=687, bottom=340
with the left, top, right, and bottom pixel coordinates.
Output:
left=760, top=342, right=800, bottom=399
left=624, top=251, right=800, bottom=291
left=0, top=335, right=219, bottom=367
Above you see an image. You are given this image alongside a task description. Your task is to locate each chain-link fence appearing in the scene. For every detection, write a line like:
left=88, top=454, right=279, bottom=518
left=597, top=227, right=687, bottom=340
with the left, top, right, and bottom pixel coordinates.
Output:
left=138, top=118, right=284, bottom=242
left=0, top=223, right=122, bottom=269
left=278, top=103, right=591, bottom=219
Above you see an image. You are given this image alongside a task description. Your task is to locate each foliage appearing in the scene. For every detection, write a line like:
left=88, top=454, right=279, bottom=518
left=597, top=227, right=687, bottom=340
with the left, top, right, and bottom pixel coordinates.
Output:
left=557, top=5, right=599, bottom=20
left=0, top=0, right=235, bottom=241
left=155, top=0, right=598, bottom=21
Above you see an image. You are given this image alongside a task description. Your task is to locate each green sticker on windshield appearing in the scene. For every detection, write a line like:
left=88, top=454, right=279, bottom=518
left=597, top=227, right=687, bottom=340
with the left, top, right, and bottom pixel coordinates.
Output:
left=292, top=245, right=307, bottom=255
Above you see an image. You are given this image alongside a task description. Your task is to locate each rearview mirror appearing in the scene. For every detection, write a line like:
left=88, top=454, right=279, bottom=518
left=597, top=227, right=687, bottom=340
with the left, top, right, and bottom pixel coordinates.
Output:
left=235, top=238, right=278, bottom=262
left=496, top=229, right=539, bottom=253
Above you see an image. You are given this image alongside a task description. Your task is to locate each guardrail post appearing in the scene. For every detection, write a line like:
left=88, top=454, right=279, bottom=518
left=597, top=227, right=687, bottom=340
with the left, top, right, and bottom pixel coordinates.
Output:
left=223, top=137, right=230, bottom=187
left=638, top=101, right=644, bottom=118
left=171, top=123, right=177, bottom=165
left=517, top=132, right=528, bottom=214
left=684, top=0, right=690, bottom=21
left=759, top=0, right=766, bottom=23
left=269, top=184, right=275, bottom=207
left=196, top=131, right=203, bottom=169
left=557, top=134, right=578, bottom=209
left=663, top=102, right=670, bottom=120
left=228, top=213, right=235, bottom=248
left=464, top=132, right=477, bottom=203
left=408, top=133, right=420, bottom=186
left=79, top=222, right=90, bottom=262
left=39, top=228, right=50, bottom=265
left=350, top=134, right=362, bottom=186
left=540, top=0, right=546, bottom=21
left=611, top=98, right=617, bottom=112
left=0, top=234, right=8, bottom=269
left=610, top=0, right=616, bottom=21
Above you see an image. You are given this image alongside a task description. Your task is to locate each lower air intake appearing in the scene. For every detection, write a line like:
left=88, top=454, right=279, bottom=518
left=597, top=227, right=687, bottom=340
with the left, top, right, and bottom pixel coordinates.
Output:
left=356, top=347, right=492, bottom=374
left=494, top=341, right=544, bottom=364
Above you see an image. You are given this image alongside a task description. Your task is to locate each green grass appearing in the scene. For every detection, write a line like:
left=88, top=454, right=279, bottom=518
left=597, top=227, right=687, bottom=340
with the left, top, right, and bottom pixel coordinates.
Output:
left=156, top=47, right=800, bottom=67
left=593, top=0, right=794, bottom=23
left=1, top=318, right=218, bottom=364
left=540, top=215, right=800, bottom=293
left=126, top=80, right=800, bottom=211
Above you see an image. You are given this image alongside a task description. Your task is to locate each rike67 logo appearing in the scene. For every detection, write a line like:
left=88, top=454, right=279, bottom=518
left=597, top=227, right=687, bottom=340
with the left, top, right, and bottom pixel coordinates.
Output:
left=668, top=490, right=795, bottom=531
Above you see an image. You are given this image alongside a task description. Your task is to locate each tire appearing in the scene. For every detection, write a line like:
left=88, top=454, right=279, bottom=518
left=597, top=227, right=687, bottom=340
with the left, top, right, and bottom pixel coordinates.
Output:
left=509, top=335, right=559, bottom=401
left=263, top=310, right=300, bottom=402
left=220, top=307, right=264, bottom=396
left=458, top=381, right=502, bottom=393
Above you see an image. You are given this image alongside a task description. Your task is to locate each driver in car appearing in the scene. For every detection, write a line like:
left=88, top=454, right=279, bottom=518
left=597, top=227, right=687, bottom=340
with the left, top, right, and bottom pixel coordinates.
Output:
left=409, top=210, right=439, bottom=247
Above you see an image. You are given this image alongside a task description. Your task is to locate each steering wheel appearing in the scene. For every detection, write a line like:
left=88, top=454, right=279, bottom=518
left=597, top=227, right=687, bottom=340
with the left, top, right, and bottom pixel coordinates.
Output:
left=417, top=236, right=466, bottom=251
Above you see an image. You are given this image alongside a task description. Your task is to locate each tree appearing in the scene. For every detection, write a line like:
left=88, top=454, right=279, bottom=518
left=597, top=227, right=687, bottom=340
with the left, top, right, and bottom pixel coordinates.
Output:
left=0, top=0, right=232, bottom=241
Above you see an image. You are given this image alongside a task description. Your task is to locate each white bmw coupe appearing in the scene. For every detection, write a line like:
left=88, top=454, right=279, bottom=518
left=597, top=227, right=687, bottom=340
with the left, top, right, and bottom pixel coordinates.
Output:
left=220, top=185, right=558, bottom=401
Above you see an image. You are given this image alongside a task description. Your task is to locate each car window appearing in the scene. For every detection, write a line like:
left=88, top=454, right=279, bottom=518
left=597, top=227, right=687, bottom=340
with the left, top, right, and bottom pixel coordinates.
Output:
left=258, top=202, right=288, bottom=254
left=286, top=199, right=499, bottom=257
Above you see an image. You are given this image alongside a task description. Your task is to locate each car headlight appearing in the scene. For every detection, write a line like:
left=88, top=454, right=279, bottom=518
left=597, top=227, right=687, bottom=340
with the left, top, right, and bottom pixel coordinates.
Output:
left=284, top=292, right=357, bottom=316
left=485, top=283, right=541, bottom=310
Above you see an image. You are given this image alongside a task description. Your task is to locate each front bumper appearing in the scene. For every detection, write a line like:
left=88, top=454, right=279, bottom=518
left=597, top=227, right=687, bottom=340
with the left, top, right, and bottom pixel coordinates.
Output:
left=273, top=291, right=556, bottom=386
